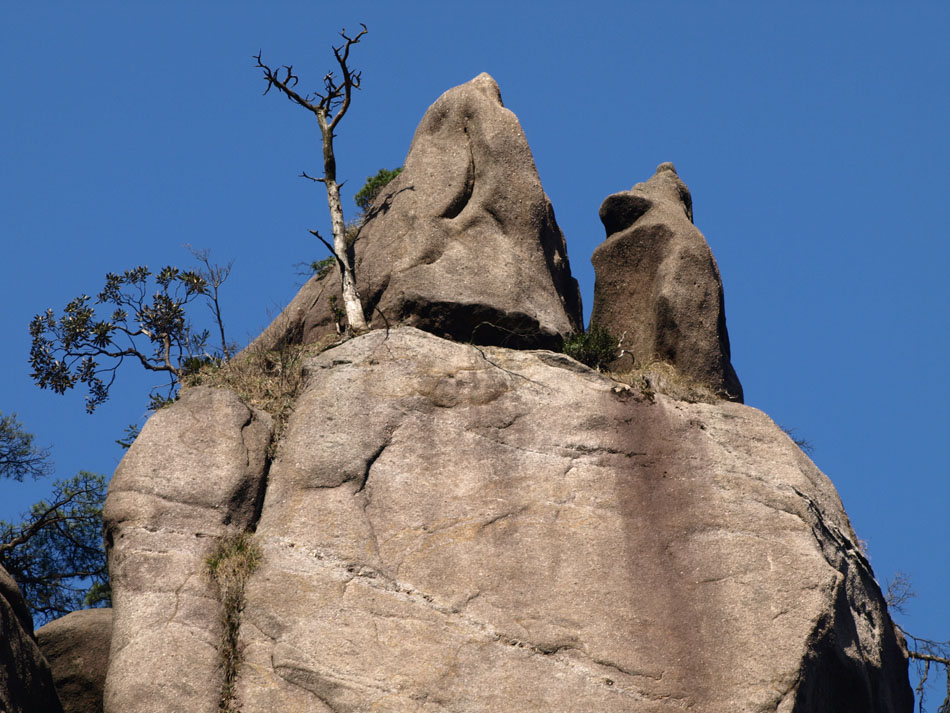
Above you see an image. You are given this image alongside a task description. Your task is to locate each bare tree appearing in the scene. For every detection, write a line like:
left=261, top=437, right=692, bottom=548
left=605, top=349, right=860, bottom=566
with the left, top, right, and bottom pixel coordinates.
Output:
left=904, top=632, right=950, bottom=713
left=186, top=245, right=236, bottom=361
left=254, top=24, right=370, bottom=334
left=886, top=572, right=950, bottom=713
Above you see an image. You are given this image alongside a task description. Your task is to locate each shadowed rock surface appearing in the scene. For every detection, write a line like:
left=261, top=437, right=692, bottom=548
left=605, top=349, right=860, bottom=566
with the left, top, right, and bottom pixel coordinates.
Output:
left=252, top=73, right=582, bottom=351
left=0, top=565, right=63, bottom=713
left=591, top=163, right=743, bottom=401
left=37, top=608, right=112, bottom=713
left=102, top=388, right=272, bottom=713
left=102, top=328, right=910, bottom=712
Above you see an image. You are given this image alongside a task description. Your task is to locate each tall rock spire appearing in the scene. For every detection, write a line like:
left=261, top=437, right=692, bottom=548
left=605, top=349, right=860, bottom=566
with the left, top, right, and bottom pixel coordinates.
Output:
left=591, top=162, right=743, bottom=401
left=253, top=73, right=582, bottom=351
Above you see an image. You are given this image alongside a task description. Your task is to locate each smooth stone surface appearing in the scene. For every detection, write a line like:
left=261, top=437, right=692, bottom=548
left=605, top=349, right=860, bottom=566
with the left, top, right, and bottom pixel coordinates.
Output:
left=37, top=608, right=113, bottom=713
left=230, top=328, right=908, bottom=713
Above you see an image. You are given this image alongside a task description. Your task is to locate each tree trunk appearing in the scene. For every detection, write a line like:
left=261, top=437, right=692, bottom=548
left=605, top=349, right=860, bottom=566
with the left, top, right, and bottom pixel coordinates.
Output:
left=319, top=114, right=368, bottom=333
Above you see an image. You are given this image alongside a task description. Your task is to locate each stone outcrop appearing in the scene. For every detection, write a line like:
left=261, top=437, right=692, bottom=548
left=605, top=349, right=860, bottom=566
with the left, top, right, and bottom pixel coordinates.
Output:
left=102, top=388, right=272, bottom=713
left=252, top=73, right=582, bottom=351
left=0, top=565, right=63, bottom=713
left=102, top=328, right=910, bottom=713
left=36, top=608, right=112, bottom=713
left=591, top=162, right=743, bottom=401
left=72, top=74, right=913, bottom=713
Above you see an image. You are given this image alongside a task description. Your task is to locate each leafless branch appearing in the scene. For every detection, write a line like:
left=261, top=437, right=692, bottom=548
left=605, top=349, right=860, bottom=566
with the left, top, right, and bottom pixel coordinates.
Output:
left=327, top=23, right=367, bottom=131
left=185, top=245, right=234, bottom=360
left=898, top=624, right=950, bottom=713
left=886, top=571, right=917, bottom=615
left=307, top=229, right=336, bottom=256
left=300, top=170, right=326, bottom=184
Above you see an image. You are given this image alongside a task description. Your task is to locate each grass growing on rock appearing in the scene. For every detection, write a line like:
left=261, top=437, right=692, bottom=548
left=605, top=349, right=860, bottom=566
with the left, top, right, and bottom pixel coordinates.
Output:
left=207, top=532, right=263, bottom=713
left=560, top=325, right=722, bottom=403
left=183, top=333, right=338, bottom=446
left=608, top=360, right=721, bottom=404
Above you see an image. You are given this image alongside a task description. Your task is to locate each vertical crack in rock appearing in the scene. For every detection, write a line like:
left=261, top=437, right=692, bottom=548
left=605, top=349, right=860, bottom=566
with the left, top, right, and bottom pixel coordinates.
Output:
left=209, top=405, right=276, bottom=711
left=241, top=413, right=275, bottom=534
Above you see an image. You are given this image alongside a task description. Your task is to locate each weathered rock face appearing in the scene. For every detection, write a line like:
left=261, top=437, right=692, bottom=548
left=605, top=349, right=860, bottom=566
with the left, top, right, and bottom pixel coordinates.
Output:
left=102, top=388, right=273, bottom=713
left=103, top=328, right=910, bottom=712
left=253, top=73, right=583, bottom=351
left=591, top=162, right=744, bottom=402
left=37, top=608, right=112, bottom=713
left=0, top=565, right=63, bottom=713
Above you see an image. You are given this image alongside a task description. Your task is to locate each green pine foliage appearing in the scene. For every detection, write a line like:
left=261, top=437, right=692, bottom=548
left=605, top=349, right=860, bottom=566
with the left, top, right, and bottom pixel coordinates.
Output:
left=0, top=470, right=109, bottom=625
left=353, top=167, right=403, bottom=212
left=0, top=411, right=52, bottom=481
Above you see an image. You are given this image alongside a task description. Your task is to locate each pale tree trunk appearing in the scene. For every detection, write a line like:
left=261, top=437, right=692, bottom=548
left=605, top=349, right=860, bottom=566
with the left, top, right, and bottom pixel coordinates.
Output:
left=319, top=113, right=368, bottom=333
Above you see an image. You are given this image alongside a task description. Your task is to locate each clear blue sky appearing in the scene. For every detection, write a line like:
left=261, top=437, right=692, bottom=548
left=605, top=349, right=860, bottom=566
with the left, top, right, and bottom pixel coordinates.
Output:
left=2, top=1, right=948, bottom=703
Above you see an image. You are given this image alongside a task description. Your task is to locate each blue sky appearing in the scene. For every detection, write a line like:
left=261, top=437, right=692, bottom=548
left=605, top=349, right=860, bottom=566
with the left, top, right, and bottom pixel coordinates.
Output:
left=2, top=1, right=948, bottom=703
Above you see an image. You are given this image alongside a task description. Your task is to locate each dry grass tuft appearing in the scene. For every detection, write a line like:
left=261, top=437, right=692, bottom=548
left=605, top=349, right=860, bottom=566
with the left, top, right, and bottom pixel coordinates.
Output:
left=182, top=333, right=339, bottom=444
left=207, top=532, right=263, bottom=713
left=608, top=360, right=721, bottom=404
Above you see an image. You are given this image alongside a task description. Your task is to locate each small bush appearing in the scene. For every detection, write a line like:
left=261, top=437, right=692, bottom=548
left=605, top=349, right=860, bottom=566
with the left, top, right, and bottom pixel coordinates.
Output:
left=563, top=326, right=618, bottom=370
left=779, top=425, right=815, bottom=455
left=309, top=256, right=336, bottom=280
left=354, top=167, right=403, bottom=212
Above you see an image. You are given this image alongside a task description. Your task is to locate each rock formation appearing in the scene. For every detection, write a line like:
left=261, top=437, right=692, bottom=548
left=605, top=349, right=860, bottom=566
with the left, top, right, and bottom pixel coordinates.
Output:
left=101, top=328, right=911, bottom=713
left=0, top=565, right=63, bottom=713
left=0, top=75, right=911, bottom=713
left=591, top=162, right=744, bottom=401
left=102, top=388, right=272, bottom=713
left=252, top=73, right=583, bottom=351
left=36, top=608, right=112, bottom=713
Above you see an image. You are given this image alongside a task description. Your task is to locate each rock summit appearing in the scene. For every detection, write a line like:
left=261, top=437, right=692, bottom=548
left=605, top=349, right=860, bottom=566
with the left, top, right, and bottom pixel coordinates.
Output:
left=254, top=72, right=583, bottom=351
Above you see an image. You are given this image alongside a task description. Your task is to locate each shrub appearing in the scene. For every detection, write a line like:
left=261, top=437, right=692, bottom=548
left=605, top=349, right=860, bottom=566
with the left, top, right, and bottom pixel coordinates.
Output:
left=309, top=256, right=336, bottom=280
left=563, top=326, right=618, bottom=370
left=353, top=167, right=403, bottom=212
left=609, top=361, right=719, bottom=404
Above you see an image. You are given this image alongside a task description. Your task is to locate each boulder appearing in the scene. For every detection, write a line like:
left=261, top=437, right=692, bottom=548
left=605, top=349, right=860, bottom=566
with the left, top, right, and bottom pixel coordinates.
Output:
left=252, top=73, right=583, bottom=351
left=102, top=387, right=273, bottom=713
left=37, top=608, right=112, bottom=713
left=591, top=162, right=743, bottom=401
left=220, top=328, right=905, bottom=713
left=0, top=565, right=63, bottom=713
